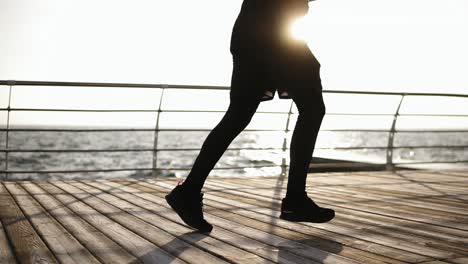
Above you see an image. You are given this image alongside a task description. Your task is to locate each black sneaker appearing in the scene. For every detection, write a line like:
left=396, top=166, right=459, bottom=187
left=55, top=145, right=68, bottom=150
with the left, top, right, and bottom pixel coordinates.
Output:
left=165, top=183, right=213, bottom=233
left=280, top=192, right=335, bottom=223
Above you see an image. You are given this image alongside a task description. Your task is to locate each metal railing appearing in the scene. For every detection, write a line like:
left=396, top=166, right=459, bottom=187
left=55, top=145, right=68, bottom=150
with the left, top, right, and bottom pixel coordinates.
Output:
left=1, top=80, right=468, bottom=180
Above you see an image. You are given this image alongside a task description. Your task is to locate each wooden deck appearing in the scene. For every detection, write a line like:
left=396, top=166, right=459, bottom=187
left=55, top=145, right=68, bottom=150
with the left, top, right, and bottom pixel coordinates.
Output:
left=0, top=170, right=467, bottom=264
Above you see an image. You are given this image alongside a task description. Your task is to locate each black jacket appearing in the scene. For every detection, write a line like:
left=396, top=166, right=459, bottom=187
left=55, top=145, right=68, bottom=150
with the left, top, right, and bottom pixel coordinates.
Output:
left=231, top=0, right=309, bottom=54
left=229, top=0, right=321, bottom=102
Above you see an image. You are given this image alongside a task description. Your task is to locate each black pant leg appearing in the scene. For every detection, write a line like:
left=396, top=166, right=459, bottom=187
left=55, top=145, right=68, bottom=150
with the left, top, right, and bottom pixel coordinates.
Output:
left=182, top=96, right=261, bottom=192
left=286, top=89, right=326, bottom=195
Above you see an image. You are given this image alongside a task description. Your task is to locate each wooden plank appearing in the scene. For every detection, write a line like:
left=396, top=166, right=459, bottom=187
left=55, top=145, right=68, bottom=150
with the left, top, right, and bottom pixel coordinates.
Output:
left=197, top=180, right=465, bottom=259
left=204, top=179, right=468, bottom=256
left=323, top=179, right=468, bottom=196
left=349, top=171, right=467, bottom=183
left=447, top=257, right=468, bottom=264
left=0, top=183, right=57, bottom=264
left=305, top=179, right=468, bottom=197
left=313, top=187, right=468, bottom=230
left=56, top=181, right=232, bottom=264
left=1, top=170, right=464, bottom=264
left=241, top=176, right=468, bottom=231
left=349, top=170, right=468, bottom=180
left=306, top=175, right=409, bottom=186
left=303, top=169, right=466, bottom=182
left=332, top=183, right=466, bottom=207
left=210, top=177, right=468, bottom=241
left=37, top=181, right=184, bottom=264
left=324, top=179, right=468, bottom=207
left=317, top=186, right=468, bottom=217
left=417, top=261, right=453, bottom=264
left=4, top=182, right=100, bottom=264
left=425, top=170, right=468, bottom=178
left=303, top=184, right=468, bottom=222
left=134, top=179, right=432, bottom=263
left=316, top=191, right=468, bottom=232
left=316, top=183, right=468, bottom=215
left=0, top=219, right=17, bottom=264
left=314, top=196, right=468, bottom=245
left=20, top=182, right=140, bottom=264
left=343, top=182, right=468, bottom=204
left=73, top=181, right=294, bottom=263
left=81, top=182, right=330, bottom=263
left=343, top=171, right=414, bottom=180
left=148, top=179, right=452, bottom=262
left=395, top=170, right=468, bottom=181
left=85, top=179, right=364, bottom=264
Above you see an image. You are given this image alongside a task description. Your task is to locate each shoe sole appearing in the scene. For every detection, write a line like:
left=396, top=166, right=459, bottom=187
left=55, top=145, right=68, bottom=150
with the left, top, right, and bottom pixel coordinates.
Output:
left=165, top=193, right=213, bottom=233
left=279, top=211, right=335, bottom=223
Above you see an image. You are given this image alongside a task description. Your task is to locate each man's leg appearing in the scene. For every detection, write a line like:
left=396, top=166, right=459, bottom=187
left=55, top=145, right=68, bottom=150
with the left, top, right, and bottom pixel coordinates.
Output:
left=286, top=89, right=326, bottom=197
left=166, top=95, right=260, bottom=232
left=181, top=96, right=261, bottom=193
left=280, top=89, right=334, bottom=223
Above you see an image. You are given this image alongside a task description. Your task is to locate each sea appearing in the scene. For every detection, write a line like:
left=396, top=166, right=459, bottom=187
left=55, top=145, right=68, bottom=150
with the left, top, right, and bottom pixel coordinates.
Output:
left=1, top=129, right=467, bottom=181
left=2, top=84, right=468, bottom=180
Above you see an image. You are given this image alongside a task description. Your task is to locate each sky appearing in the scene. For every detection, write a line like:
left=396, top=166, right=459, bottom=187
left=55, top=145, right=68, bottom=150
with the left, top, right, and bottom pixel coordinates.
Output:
left=1, top=0, right=468, bottom=93
left=1, top=0, right=468, bottom=128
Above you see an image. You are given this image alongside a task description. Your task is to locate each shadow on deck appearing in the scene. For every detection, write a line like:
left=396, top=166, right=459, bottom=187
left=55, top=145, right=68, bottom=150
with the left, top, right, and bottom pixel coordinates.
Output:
left=309, top=157, right=388, bottom=172
left=1, top=169, right=467, bottom=263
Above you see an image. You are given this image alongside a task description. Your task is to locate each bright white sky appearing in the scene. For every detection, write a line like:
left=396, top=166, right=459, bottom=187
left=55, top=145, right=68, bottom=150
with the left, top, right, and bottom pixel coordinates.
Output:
left=1, top=0, right=468, bottom=93
left=1, top=0, right=468, bottom=128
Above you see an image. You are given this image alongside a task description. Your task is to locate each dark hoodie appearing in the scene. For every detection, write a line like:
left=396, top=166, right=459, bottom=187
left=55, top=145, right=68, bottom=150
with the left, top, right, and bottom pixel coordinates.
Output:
left=230, top=0, right=309, bottom=54
left=229, top=0, right=321, bottom=101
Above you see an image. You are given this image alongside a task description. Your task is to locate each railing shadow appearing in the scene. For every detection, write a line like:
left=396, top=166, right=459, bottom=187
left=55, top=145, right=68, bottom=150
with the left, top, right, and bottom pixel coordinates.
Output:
left=130, top=230, right=211, bottom=264
left=393, top=171, right=468, bottom=203
left=277, top=238, right=343, bottom=263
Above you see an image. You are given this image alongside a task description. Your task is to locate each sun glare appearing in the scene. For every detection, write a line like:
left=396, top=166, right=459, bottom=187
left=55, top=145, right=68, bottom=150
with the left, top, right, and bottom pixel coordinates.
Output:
left=290, top=16, right=309, bottom=41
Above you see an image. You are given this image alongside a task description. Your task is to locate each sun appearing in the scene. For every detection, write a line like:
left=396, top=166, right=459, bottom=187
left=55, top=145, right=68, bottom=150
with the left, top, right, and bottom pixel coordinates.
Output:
left=290, top=16, right=310, bottom=41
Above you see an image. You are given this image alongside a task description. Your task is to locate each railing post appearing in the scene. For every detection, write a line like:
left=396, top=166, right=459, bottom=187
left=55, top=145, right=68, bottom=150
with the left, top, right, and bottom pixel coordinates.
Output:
left=281, top=101, right=295, bottom=177
left=386, top=94, right=405, bottom=171
left=152, top=85, right=166, bottom=178
left=4, top=81, right=14, bottom=181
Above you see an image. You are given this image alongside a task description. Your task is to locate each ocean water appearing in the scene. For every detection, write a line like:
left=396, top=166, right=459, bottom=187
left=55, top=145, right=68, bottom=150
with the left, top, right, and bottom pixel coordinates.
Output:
left=1, top=130, right=467, bottom=180
left=2, top=85, right=468, bottom=180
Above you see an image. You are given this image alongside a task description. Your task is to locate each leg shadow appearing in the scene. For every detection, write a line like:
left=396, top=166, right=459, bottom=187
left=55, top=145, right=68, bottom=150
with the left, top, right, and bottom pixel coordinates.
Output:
left=130, top=230, right=210, bottom=264
left=277, top=238, right=343, bottom=263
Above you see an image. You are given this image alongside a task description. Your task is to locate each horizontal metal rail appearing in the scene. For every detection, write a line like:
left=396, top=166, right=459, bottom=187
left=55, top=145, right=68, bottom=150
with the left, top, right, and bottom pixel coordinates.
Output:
left=2, top=128, right=468, bottom=133
left=1, top=145, right=467, bottom=153
left=0, top=80, right=229, bottom=90
left=1, top=80, right=468, bottom=179
left=1, top=160, right=467, bottom=175
left=0, top=108, right=290, bottom=114
left=3, top=107, right=468, bottom=118
left=0, top=164, right=282, bottom=174
left=393, top=160, right=468, bottom=165
left=0, top=147, right=286, bottom=153
left=2, top=80, right=468, bottom=98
